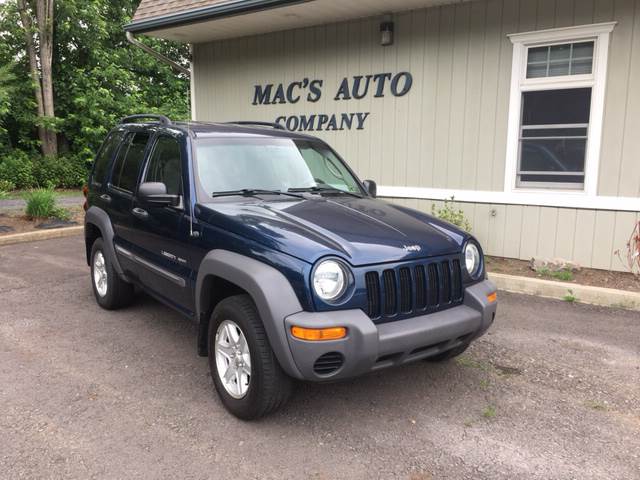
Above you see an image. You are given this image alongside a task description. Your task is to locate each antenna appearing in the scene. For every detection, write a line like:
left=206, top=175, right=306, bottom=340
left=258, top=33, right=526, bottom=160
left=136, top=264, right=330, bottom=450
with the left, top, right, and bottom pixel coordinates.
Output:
left=187, top=48, right=199, bottom=239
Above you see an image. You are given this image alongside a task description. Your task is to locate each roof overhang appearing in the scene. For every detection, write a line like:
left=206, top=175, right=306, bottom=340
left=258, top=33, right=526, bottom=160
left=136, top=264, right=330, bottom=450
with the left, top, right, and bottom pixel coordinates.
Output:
left=125, top=0, right=475, bottom=43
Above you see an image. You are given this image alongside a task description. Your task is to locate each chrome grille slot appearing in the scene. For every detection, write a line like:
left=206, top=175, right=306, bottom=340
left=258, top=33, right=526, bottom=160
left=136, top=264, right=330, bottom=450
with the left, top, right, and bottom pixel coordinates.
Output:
left=382, top=269, right=397, bottom=316
left=399, top=267, right=412, bottom=313
left=365, top=271, right=380, bottom=318
left=452, top=259, right=463, bottom=301
left=441, top=261, right=451, bottom=304
left=414, top=265, right=426, bottom=310
left=427, top=263, right=439, bottom=307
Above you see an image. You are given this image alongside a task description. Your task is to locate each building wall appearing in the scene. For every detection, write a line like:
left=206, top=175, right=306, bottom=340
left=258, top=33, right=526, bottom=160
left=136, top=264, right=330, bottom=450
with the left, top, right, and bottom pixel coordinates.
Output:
left=192, top=0, right=640, bottom=271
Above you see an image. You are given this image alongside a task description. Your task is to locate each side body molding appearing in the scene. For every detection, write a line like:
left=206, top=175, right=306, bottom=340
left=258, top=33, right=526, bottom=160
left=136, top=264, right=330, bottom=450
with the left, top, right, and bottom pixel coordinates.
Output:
left=195, top=249, right=305, bottom=379
left=84, top=206, right=124, bottom=275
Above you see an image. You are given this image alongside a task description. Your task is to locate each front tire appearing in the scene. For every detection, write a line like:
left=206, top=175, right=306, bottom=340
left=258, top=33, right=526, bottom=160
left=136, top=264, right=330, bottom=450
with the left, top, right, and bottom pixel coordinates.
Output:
left=90, top=238, right=135, bottom=310
left=208, top=295, right=293, bottom=420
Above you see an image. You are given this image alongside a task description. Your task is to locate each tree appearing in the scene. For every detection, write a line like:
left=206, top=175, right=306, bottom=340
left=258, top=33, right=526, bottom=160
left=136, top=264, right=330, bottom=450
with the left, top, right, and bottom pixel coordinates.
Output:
left=0, top=64, right=16, bottom=151
left=0, top=0, right=190, bottom=159
left=16, top=0, right=57, bottom=156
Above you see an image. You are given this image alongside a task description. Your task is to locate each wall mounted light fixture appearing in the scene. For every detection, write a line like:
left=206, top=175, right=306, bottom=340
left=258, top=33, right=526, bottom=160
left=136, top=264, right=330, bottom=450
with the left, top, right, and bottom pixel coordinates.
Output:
left=380, top=20, right=394, bottom=46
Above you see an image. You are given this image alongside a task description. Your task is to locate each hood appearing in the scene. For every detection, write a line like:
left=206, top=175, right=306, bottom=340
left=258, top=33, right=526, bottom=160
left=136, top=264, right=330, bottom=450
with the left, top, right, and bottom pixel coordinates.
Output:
left=195, top=195, right=467, bottom=266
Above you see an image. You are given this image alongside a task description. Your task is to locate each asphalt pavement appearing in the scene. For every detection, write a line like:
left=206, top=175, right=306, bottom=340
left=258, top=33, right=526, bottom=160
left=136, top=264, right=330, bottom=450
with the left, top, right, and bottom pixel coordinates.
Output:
left=0, top=236, right=638, bottom=480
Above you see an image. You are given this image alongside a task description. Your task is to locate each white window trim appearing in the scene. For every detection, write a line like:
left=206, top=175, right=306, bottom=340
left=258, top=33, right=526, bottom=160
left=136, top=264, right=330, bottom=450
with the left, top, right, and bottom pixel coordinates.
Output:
left=504, top=22, right=616, bottom=197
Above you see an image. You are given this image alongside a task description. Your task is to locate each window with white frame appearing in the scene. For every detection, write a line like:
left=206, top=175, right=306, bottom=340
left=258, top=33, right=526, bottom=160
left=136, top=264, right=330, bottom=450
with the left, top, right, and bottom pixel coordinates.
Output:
left=505, top=23, right=616, bottom=194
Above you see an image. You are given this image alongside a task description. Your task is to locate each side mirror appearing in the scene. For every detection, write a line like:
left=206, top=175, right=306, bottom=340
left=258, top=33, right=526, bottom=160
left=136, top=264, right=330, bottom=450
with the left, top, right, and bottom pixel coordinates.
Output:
left=138, top=182, right=179, bottom=207
left=363, top=179, right=377, bottom=197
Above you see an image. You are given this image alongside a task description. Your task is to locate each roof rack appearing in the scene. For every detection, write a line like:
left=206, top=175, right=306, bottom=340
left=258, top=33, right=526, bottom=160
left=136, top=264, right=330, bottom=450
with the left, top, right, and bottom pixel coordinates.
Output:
left=120, top=114, right=172, bottom=126
left=227, top=121, right=286, bottom=130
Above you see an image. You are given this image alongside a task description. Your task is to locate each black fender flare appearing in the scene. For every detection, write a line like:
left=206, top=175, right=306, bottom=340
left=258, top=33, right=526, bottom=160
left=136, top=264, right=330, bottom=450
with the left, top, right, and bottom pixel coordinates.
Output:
left=84, top=206, right=124, bottom=276
left=195, top=250, right=305, bottom=380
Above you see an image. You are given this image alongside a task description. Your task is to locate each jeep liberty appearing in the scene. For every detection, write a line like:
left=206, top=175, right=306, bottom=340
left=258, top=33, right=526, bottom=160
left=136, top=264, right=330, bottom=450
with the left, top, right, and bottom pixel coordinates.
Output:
left=84, top=114, right=498, bottom=419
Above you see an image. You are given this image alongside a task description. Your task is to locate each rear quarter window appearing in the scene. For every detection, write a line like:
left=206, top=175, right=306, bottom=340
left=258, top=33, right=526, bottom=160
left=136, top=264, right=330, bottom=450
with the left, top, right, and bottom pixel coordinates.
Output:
left=91, top=131, right=124, bottom=185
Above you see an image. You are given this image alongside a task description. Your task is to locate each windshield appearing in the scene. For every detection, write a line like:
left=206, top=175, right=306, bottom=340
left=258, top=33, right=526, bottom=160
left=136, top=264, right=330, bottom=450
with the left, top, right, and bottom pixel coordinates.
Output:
left=194, top=137, right=364, bottom=197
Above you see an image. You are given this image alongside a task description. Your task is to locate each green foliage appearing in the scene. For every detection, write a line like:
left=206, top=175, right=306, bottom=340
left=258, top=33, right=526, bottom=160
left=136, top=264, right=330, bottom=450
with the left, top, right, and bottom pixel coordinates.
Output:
left=0, top=150, right=36, bottom=189
left=24, top=189, right=70, bottom=219
left=563, top=289, right=576, bottom=303
left=537, top=267, right=574, bottom=282
left=0, top=151, right=88, bottom=189
left=482, top=405, right=497, bottom=419
left=0, top=63, right=16, bottom=153
left=0, top=178, right=15, bottom=193
left=431, top=196, right=472, bottom=232
left=0, top=0, right=189, bottom=166
left=32, top=154, right=90, bottom=189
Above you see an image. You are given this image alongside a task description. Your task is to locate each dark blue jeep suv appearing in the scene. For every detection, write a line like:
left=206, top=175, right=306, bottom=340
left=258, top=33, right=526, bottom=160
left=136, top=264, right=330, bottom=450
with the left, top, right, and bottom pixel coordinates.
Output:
left=84, top=114, right=497, bottom=419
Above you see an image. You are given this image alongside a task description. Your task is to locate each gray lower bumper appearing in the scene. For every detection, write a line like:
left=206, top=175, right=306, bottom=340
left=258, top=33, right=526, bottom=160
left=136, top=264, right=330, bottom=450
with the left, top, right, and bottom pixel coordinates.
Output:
left=284, top=280, right=497, bottom=381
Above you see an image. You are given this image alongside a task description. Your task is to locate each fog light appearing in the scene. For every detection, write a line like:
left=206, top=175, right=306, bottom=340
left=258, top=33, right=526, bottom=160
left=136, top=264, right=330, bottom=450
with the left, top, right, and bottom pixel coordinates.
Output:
left=291, top=326, right=347, bottom=341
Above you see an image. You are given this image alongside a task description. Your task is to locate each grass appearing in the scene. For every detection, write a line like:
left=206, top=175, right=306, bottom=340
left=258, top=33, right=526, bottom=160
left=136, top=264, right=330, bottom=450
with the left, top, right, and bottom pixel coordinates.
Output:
left=585, top=400, right=608, bottom=411
left=455, top=355, right=496, bottom=374
left=537, top=267, right=574, bottom=282
left=482, top=404, right=497, bottom=419
left=24, top=189, right=70, bottom=220
left=563, top=289, right=577, bottom=302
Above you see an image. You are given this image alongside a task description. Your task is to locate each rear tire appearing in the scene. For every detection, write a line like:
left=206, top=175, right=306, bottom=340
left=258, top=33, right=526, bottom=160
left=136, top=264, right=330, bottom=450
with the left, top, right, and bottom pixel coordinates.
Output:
left=208, top=294, right=293, bottom=420
left=90, top=237, right=135, bottom=310
left=427, top=342, right=470, bottom=362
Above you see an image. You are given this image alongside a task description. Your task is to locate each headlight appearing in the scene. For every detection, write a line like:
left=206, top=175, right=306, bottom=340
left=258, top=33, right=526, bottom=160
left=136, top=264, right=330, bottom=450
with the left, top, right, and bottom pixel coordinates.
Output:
left=464, top=242, right=481, bottom=278
left=313, top=259, right=348, bottom=302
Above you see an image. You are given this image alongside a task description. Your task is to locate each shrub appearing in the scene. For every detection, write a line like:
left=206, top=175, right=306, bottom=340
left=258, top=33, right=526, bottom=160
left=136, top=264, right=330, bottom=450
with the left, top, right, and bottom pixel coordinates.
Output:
left=0, top=151, right=90, bottom=190
left=431, top=196, right=472, bottom=232
left=24, top=189, right=70, bottom=220
left=0, top=179, right=14, bottom=199
left=33, top=154, right=90, bottom=189
left=0, top=150, right=35, bottom=189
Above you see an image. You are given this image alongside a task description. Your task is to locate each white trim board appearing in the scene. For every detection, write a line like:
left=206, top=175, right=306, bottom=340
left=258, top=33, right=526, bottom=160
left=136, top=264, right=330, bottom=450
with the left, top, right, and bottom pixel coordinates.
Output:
left=377, top=186, right=640, bottom=212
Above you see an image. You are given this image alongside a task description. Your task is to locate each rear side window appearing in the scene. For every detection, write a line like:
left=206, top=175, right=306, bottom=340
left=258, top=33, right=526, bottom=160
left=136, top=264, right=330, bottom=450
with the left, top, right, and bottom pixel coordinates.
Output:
left=111, top=132, right=150, bottom=193
left=92, top=131, right=124, bottom=185
left=144, top=136, right=183, bottom=195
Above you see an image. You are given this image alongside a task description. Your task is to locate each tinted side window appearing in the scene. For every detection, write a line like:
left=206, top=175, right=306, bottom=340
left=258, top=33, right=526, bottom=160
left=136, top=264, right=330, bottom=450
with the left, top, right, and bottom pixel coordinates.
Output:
left=92, top=131, right=124, bottom=185
left=111, top=132, right=150, bottom=192
left=144, top=136, right=183, bottom=195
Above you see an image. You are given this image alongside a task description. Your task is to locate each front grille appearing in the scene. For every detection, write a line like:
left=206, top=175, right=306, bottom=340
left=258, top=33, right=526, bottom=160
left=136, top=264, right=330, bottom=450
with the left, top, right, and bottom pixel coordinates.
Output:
left=364, top=256, right=463, bottom=320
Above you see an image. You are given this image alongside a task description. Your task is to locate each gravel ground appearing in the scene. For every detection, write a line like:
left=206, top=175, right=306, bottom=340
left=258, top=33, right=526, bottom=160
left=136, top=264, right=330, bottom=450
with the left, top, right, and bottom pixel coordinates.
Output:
left=0, top=236, right=638, bottom=480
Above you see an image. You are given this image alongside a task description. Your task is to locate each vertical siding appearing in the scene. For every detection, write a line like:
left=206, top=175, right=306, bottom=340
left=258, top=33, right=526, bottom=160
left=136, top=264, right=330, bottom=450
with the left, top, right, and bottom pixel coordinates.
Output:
left=194, top=0, right=640, bottom=198
left=193, top=0, right=640, bottom=271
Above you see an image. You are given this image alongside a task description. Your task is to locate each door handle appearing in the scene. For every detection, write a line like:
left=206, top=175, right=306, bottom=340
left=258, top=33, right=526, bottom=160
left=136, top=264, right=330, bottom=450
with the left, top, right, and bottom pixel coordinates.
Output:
left=100, top=194, right=111, bottom=203
left=132, top=207, right=149, bottom=220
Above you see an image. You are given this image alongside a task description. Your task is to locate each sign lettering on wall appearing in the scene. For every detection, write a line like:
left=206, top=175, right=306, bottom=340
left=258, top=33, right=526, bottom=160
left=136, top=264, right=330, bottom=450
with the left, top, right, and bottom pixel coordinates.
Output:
left=251, top=72, right=413, bottom=132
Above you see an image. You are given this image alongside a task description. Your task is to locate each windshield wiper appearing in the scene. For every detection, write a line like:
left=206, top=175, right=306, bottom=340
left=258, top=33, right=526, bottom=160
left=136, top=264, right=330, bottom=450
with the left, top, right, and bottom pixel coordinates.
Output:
left=211, top=188, right=305, bottom=199
left=288, top=186, right=362, bottom=198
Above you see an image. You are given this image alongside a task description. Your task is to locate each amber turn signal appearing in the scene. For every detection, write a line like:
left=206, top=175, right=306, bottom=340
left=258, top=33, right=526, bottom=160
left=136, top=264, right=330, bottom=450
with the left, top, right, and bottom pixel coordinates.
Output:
left=487, top=292, right=497, bottom=303
left=291, top=326, right=347, bottom=341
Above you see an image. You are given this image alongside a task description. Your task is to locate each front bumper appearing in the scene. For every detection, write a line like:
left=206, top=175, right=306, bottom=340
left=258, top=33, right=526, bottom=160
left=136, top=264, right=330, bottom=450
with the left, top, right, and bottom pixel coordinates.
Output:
left=284, top=280, right=497, bottom=381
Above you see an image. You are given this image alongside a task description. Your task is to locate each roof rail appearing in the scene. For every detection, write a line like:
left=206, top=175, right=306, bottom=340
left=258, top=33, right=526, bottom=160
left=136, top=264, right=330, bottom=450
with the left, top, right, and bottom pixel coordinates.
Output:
left=120, top=114, right=172, bottom=126
left=227, top=121, right=286, bottom=130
